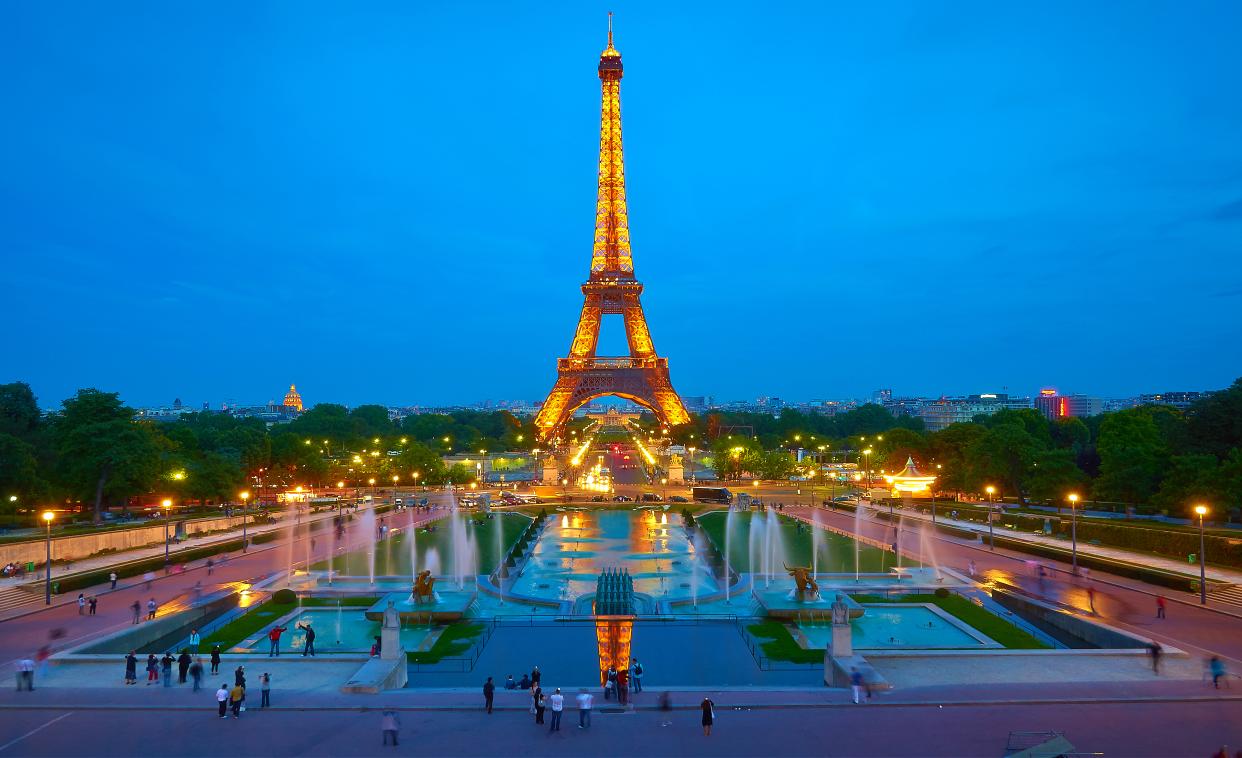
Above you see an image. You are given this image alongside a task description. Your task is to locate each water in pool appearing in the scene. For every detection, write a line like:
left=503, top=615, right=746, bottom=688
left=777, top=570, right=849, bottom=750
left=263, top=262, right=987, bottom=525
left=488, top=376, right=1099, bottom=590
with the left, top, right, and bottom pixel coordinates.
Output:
left=797, top=604, right=996, bottom=649
left=507, top=508, right=718, bottom=602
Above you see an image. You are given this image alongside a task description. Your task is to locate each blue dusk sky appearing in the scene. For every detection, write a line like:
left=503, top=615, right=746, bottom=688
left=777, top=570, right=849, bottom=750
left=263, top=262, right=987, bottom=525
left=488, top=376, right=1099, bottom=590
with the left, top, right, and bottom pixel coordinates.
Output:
left=4, top=1, right=1241, bottom=409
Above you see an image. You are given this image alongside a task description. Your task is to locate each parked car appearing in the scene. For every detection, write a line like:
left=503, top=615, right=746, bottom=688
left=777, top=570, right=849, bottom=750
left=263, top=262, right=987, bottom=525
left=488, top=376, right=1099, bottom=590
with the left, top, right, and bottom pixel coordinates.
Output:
left=612, top=495, right=633, bottom=502
left=590, top=495, right=606, bottom=502
left=640, top=493, right=661, bottom=502
left=670, top=495, right=689, bottom=503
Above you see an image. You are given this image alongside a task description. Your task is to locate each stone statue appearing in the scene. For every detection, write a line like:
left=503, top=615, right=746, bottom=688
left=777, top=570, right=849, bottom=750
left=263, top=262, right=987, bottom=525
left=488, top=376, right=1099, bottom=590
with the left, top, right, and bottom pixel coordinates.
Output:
left=784, top=563, right=820, bottom=599
left=831, top=593, right=850, bottom=625
left=412, top=570, right=436, bottom=604
left=382, top=600, right=400, bottom=629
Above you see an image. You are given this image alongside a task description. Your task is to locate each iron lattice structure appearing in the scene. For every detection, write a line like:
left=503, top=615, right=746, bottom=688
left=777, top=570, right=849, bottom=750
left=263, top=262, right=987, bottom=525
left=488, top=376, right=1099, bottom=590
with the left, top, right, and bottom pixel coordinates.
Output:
left=535, top=17, right=691, bottom=441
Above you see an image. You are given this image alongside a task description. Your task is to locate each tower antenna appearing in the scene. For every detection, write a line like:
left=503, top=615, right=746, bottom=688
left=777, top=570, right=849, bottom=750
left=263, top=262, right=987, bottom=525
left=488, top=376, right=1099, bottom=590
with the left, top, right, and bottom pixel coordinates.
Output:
left=607, top=11, right=614, bottom=47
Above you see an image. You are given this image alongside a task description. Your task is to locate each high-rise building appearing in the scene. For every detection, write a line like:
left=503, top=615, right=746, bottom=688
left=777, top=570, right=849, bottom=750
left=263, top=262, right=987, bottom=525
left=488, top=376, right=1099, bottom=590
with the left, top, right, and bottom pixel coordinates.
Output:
left=1139, top=391, right=1206, bottom=410
left=872, top=389, right=893, bottom=404
left=1034, top=389, right=1101, bottom=420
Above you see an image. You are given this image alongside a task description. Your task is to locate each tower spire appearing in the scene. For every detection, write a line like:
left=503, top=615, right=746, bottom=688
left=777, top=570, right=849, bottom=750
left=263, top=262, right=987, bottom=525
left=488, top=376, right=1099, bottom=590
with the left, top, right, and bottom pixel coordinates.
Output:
left=607, top=11, right=614, bottom=49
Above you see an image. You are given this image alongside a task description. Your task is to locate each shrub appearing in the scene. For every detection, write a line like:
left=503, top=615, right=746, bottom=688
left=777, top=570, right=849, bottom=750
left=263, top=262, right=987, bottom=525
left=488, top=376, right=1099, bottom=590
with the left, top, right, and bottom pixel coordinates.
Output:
left=934, top=587, right=950, bottom=598
left=272, top=588, right=297, bottom=604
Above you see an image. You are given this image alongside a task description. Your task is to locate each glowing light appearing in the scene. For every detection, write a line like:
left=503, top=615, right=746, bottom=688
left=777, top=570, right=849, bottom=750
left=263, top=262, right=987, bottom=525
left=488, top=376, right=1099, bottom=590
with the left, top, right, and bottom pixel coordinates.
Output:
left=1194, top=504, right=1208, bottom=516
left=42, top=511, right=54, bottom=523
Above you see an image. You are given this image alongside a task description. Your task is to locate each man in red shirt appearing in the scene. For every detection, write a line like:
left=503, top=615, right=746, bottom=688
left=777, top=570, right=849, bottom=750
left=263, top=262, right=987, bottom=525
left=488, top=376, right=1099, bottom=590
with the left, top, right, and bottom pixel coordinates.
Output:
left=268, top=625, right=289, bottom=657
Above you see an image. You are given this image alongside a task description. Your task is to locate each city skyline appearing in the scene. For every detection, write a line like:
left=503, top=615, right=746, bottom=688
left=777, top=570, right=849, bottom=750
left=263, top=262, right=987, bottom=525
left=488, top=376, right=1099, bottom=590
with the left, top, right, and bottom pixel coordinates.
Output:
left=5, top=3, right=1242, bottom=408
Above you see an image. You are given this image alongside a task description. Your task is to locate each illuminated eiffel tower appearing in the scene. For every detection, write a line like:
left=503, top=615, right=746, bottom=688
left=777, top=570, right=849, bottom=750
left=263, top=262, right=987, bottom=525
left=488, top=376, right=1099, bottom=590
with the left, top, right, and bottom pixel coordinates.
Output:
left=535, top=15, right=690, bottom=442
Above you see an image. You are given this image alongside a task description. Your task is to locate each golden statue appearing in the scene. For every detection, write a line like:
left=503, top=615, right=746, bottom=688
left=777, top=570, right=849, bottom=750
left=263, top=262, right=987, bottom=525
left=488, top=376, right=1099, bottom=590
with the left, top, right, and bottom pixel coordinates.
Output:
left=784, top=563, right=819, bottom=598
left=412, top=570, right=437, bottom=603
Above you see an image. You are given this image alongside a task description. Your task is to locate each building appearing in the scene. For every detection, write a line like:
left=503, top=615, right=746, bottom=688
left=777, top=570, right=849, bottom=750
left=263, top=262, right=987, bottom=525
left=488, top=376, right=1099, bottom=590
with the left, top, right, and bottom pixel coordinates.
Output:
left=1139, top=391, right=1207, bottom=410
left=1034, top=389, right=1102, bottom=420
left=283, top=384, right=304, bottom=413
left=872, top=389, right=893, bottom=404
left=917, top=393, right=1032, bottom=432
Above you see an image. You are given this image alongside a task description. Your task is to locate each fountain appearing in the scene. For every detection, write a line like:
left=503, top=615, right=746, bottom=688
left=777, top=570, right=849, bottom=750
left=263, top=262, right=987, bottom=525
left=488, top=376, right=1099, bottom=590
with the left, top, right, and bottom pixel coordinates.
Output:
left=357, top=505, right=377, bottom=586
left=724, top=504, right=736, bottom=604
left=811, top=511, right=823, bottom=577
left=853, top=501, right=865, bottom=582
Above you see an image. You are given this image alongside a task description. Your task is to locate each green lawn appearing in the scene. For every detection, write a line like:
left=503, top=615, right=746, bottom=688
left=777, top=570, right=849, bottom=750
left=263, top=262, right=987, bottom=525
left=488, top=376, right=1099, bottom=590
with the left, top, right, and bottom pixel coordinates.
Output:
left=747, top=621, right=823, bottom=664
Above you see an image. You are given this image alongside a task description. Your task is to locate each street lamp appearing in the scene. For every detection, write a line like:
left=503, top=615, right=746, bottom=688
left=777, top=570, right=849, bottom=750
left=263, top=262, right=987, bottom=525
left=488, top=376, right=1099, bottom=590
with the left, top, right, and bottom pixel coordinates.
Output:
left=661, top=477, right=668, bottom=502
left=862, top=448, right=873, bottom=499
left=1067, top=493, right=1080, bottom=574
left=688, top=446, right=696, bottom=484
left=412, top=471, right=420, bottom=490
left=42, top=511, right=54, bottom=604
left=161, top=498, right=173, bottom=565
left=1194, top=504, right=1209, bottom=605
left=368, top=478, right=376, bottom=501
left=561, top=478, right=569, bottom=502
left=985, top=486, right=996, bottom=550
left=239, top=491, right=251, bottom=553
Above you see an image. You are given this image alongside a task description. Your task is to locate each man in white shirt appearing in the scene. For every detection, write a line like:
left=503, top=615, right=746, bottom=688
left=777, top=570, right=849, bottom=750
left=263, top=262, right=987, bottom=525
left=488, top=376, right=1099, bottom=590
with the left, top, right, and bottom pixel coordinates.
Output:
left=215, top=684, right=229, bottom=718
left=575, top=688, right=593, bottom=729
left=547, top=688, right=564, bottom=732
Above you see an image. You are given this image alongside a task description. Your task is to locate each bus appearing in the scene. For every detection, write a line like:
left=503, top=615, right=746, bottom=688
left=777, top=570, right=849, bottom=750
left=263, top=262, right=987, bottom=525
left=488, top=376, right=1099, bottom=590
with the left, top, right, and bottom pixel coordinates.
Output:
left=691, top=486, right=733, bottom=504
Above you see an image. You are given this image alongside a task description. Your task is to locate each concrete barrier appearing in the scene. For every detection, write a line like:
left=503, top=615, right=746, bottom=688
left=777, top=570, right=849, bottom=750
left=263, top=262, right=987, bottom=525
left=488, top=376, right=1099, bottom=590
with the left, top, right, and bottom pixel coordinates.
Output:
left=992, top=588, right=1153, bottom=649
left=0, top=515, right=261, bottom=566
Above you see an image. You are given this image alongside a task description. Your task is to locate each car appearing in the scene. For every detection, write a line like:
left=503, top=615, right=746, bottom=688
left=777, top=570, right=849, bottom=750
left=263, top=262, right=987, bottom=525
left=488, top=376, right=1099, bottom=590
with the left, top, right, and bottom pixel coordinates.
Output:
left=591, top=495, right=606, bottom=502
left=670, top=495, right=688, bottom=503
left=394, top=498, right=403, bottom=505
left=833, top=495, right=852, bottom=502
left=612, top=495, right=633, bottom=502
left=640, top=493, right=661, bottom=502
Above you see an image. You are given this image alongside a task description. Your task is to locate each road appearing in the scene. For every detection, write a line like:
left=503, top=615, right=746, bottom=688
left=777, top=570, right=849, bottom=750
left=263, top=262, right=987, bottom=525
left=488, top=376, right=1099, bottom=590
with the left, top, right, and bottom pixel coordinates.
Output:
left=0, top=699, right=1238, bottom=757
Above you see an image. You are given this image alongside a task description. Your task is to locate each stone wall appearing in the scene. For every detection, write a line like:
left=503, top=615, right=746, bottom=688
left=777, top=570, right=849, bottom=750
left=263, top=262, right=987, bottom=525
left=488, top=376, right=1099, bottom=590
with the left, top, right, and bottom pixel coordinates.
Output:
left=0, top=515, right=252, bottom=566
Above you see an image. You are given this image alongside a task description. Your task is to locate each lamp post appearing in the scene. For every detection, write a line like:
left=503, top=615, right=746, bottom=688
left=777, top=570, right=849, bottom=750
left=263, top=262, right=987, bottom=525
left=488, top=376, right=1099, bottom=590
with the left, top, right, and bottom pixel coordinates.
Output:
left=1194, top=504, right=1209, bottom=605
left=932, top=464, right=942, bottom=524
left=392, top=475, right=399, bottom=503
left=412, top=471, right=420, bottom=491
left=985, top=486, right=996, bottom=550
left=239, top=491, right=251, bottom=553
left=862, top=448, right=873, bottom=500
left=161, top=498, right=173, bottom=565
left=368, top=478, right=376, bottom=502
left=42, top=511, right=54, bottom=605
left=561, top=478, right=568, bottom=503
left=661, top=477, right=668, bottom=502
left=1067, top=493, right=1080, bottom=574
left=688, top=447, right=696, bottom=484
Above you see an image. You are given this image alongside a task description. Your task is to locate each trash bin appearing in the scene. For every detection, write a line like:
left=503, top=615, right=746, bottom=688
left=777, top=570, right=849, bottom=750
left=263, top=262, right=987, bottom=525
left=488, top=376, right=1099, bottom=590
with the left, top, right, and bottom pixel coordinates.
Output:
left=52, top=581, right=60, bottom=595
left=26, top=562, right=35, bottom=574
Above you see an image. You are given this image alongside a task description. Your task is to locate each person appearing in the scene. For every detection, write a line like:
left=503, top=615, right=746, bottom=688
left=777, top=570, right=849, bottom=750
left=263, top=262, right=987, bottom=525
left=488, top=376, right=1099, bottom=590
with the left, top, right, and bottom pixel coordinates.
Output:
left=1087, top=586, right=1097, bottom=613
left=110, top=571, right=118, bottom=589
left=216, top=683, right=230, bottom=718
left=206, top=558, right=214, bottom=576
left=161, top=652, right=174, bottom=687
left=968, top=560, right=977, bottom=578
left=1150, top=642, right=1163, bottom=674
left=1156, top=595, right=1166, bottom=619
left=268, top=625, right=289, bottom=657
left=210, top=645, right=221, bottom=675
left=1209, top=656, right=1227, bottom=689
left=77, top=593, right=86, bottom=615
left=131, top=600, right=141, bottom=625
left=381, top=710, right=400, bottom=746
left=229, top=682, right=245, bottom=718
left=124, top=652, right=138, bottom=685
left=16, top=658, right=35, bottom=691
left=518, top=673, right=530, bottom=690
left=618, top=668, right=629, bottom=705
left=850, top=668, right=865, bottom=704
left=189, top=657, right=204, bottom=692
left=299, top=623, right=316, bottom=657
left=34, top=646, right=50, bottom=679
left=178, top=650, right=192, bottom=684
left=483, top=676, right=495, bottom=714
left=631, top=658, right=643, bottom=693
left=659, top=691, right=672, bottom=711
left=143, top=571, right=155, bottom=590
left=193, top=581, right=202, bottom=600
left=147, top=598, right=157, bottom=621
left=548, top=687, right=564, bottom=732
left=605, top=666, right=617, bottom=700
left=700, top=696, right=714, bottom=736
left=189, top=629, right=201, bottom=654
left=88, top=596, right=97, bottom=615
left=260, top=673, right=271, bottom=707
left=576, top=688, right=593, bottom=729
left=146, top=654, right=159, bottom=685
left=532, top=684, right=545, bottom=724
left=234, top=665, right=246, bottom=688
left=531, top=665, right=541, bottom=687
left=504, top=674, right=516, bottom=690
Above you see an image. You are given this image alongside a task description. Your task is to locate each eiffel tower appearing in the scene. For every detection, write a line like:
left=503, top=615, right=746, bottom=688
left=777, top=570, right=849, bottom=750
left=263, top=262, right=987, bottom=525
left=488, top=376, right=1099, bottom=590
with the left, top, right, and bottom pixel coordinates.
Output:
left=534, top=15, right=690, bottom=441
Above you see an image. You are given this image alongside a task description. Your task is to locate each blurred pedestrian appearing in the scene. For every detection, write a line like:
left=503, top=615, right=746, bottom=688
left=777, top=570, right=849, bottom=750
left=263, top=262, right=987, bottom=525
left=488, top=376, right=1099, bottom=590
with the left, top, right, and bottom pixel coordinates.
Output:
left=483, top=676, right=494, bottom=714
left=381, top=710, right=400, bottom=746
left=147, top=598, right=157, bottom=620
left=1156, top=595, right=1166, bottom=619
left=210, top=645, right=221, bottom=675
left=1209, top=656, right=1227, bottom=689
left=850, top=667, right=865, bottom=704
left=1087, top=586, right=1096, bottom=613
left=178, top=650, right=192, bottom=683
left=143, top=571, right=155, bottom=590
left=161, top=652, right=173, bottom=687
left=576, top=688, right=593, bottom=729
left=77, top=593, right=86, bottom=615
left=605, top=666, right=617, bottom=700
left=531, top=665, right=541, bottom=687
left=190, top=657, right=204, bottom=692
left=88, top=596, right=97, bottom=615
left=131, top=600, right=141, bottom=625
left=146, top=654, right=159, bottom=685
left=35, top=646, right=50, bottom=678
left=1149, top=642, right=1163, bottom=674
left=234, top=665, right=246, bottom=688
left=16, top=658, right=35, bottom=691
left=618, top=668, right=629, bottom=704
left=109, top=571, right=118, bottom=589
left=700, top=697, right=714, bottom=736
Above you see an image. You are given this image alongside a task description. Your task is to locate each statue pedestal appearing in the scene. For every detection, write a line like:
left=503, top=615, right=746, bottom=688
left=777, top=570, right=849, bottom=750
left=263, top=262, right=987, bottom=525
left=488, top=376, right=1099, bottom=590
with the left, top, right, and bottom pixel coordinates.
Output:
left=828, top=621, right=852, bottom=658
left=667, top=461, right=684, bottom=484
left=380, top=625, right=403, bottom=661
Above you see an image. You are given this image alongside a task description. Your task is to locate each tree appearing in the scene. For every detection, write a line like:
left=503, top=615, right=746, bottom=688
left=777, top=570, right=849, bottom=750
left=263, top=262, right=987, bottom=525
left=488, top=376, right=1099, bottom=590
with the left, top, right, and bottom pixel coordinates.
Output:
left=1151, top=454, right=1218, bottom=515
left=392, top=442, right=448, bottom=484
left=966, top=421, right=1041, bottom=501
left=1094, top=408, right=1168, bottom=505
left=0, top=382, right=41, bottom=440
left=445, top=463, right=473, bottom=485
left=53, top=390, right=163, bottom=522
left=1026, top=449, right=1088, bottom=502
left=930, top=423, right=987, bottom=495
left=184, top=452, right=245, bottom=503
left=1186, top=377, right=1242, bottom=459
left=0, top=434, right=39, bottom=517
left=874, top=428, right=928, bottom=470
left=350, top=405, right=393, bottom=439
